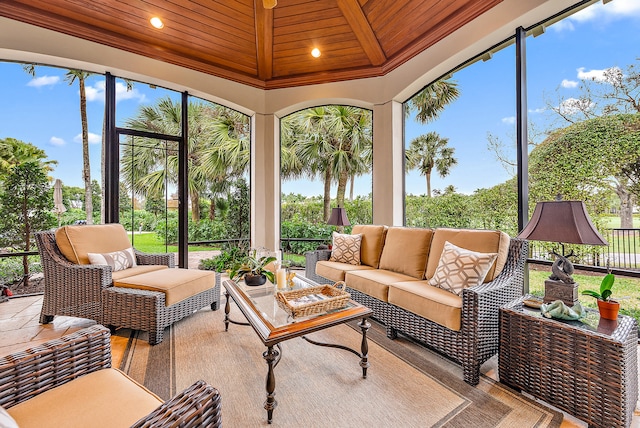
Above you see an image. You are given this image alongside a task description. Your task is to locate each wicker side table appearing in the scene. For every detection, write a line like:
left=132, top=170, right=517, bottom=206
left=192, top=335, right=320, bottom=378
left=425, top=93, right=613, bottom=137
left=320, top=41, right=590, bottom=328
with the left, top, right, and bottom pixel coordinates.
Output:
left=499, top=296, right=638, bottom=428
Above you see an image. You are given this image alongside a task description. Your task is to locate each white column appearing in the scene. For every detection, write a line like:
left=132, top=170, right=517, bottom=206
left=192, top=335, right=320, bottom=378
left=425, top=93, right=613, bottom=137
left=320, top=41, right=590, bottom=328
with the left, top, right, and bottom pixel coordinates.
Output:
left=372, top=100, right=404, bottom=226
left=252, top=113, right=280, bottom=251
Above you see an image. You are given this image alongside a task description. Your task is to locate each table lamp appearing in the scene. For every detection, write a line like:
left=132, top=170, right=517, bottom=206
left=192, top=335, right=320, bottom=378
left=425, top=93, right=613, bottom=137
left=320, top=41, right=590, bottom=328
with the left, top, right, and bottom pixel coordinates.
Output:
left=517, top=198, right=608, bottom=306
left=327, top=206, right=350, bottom=233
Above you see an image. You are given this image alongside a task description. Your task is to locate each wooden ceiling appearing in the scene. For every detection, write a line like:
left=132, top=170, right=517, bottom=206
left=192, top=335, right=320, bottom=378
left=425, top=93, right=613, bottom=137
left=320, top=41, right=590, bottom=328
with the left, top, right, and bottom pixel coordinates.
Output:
left=0, top=0, right=504, bottom=89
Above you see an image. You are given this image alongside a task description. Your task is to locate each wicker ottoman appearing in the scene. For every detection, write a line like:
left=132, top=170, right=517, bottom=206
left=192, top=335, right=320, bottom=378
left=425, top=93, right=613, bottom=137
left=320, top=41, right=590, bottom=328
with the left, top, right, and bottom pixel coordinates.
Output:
left=499, top=296, right=638, bottom=428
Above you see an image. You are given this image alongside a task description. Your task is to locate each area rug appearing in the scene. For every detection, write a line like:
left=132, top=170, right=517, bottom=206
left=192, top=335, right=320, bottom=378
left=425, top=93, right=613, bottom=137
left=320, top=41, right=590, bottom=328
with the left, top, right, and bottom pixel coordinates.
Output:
left=112, top=305, right=563, bottom=427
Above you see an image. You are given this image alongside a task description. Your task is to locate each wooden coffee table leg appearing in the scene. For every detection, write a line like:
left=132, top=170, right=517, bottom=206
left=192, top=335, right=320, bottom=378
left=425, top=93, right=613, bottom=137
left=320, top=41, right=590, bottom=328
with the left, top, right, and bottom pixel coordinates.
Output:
left=263, top=345, right=279, bottom=424
left=359, top=317, right=370, bottom=378
left=224, top=291, right=230, bottom=331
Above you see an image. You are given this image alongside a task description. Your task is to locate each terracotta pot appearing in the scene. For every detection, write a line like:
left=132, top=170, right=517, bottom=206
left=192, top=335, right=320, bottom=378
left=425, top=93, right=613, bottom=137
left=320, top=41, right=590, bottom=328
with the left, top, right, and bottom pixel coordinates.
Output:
left=597, top=299, right=620, bottom=321
left=244, top=273, right=267, bottom=286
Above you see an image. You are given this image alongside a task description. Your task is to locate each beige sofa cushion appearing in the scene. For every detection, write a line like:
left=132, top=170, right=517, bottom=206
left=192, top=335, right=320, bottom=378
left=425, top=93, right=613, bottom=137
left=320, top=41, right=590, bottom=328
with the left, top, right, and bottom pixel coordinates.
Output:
left=8, top=368, right=163, bottom=428
left=388, top=280, right=463, bottom=331
left=56, top=224, right=132, bottom=265
left=425, top=228, right=510, bottom=282
left=111, top=264, right=169, bottom=281
left=316, top=260, right=375, bottom=282
left=114, top=268, right=214, bottom=306
left=351, top=225, right=388, bottom=268
left=346, top=269, right=419, bottom=302
left=378, top=227, right=434, bottom=279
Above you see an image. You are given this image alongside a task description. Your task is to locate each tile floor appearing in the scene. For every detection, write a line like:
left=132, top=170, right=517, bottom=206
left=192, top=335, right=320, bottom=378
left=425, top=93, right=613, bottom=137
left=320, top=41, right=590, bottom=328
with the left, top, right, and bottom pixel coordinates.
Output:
left=1, top=295, right=637, bottom=427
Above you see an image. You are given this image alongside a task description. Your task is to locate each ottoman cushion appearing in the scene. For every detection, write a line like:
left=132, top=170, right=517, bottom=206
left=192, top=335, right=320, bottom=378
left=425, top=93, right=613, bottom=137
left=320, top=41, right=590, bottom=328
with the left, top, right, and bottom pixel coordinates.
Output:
left=114, top=269, right=214, bottom=306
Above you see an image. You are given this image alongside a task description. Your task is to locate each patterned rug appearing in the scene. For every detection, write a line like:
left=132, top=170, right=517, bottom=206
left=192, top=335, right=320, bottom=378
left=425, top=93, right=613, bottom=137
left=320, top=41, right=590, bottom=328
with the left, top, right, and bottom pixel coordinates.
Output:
left=113, top=304, right=563, bottom=427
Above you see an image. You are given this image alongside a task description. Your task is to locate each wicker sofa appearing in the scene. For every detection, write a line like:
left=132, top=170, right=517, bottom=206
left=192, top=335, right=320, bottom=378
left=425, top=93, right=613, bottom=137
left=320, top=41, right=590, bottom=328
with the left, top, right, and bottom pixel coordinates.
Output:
left=0, top=325, right=222, bottom=428
left=305, top=225, right=528, bottom=385
left=35, top=224, right=220, bottom=345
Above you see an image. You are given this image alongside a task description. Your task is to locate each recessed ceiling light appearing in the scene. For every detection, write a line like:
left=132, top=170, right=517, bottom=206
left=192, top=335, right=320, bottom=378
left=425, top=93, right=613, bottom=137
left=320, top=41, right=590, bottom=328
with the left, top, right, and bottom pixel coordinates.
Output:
left=311, top=48, right=321, bottom=58
left=150, top=17, right=164, bottom=29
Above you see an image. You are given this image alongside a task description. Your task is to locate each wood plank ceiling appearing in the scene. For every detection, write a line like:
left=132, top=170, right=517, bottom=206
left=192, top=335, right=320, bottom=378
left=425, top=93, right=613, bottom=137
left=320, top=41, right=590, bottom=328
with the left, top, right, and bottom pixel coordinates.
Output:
left=0, top=0, right=504, bottom=89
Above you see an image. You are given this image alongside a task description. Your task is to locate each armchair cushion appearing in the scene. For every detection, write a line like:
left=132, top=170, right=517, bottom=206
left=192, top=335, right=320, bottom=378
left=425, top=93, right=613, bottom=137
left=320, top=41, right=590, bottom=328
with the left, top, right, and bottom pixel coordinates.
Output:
left=56, top=224, right=133, bottom=265
left=111, top=264, right=169, bottom=281
left=7, top=368, right=162, bottom=428
left=113, top=268, right=215, bottom=306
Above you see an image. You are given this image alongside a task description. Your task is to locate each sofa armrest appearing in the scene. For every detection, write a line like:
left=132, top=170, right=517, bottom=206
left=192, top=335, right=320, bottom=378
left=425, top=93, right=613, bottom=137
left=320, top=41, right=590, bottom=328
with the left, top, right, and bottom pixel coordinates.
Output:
left=461, top=239, right=527, bottom=347
left=131, top=380, right=222, bottom=428
left=0, top=325, right=111, bottom=409
left=135, top=250, right=175, bottom=268
left=305, top=249, right=332, bottom=282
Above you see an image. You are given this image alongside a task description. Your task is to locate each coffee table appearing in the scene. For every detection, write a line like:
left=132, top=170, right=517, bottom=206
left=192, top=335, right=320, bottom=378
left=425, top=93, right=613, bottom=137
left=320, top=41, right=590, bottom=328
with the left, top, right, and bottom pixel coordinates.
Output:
left=222, top=274, right=372, bottom=424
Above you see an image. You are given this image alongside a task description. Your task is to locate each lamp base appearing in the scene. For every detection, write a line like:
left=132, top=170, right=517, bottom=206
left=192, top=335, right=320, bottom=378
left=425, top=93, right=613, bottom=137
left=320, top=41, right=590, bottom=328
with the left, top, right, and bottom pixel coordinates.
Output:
left=543, top=279, right=579, bottom=307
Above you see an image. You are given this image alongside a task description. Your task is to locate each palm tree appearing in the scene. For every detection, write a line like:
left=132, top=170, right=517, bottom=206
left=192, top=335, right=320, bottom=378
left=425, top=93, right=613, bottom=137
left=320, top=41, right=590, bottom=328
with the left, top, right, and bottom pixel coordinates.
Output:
left=121, top=98, right=249, bottom=222
left=408, top=79, right=460, bottom=124
left=406, top=132, right=457, bottom=198
left=23, top=65, right=95, bottom=224
left=281, top=106, right=372, bottom=220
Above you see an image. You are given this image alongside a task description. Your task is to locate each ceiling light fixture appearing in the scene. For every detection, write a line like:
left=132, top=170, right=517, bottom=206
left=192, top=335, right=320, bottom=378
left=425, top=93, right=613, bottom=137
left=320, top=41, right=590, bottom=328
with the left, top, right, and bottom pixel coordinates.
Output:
left=311, top=48, right=321, bottom=58
left=150, top=17, right=164, bottom=29
left=263, top=0, right=277, bottom=9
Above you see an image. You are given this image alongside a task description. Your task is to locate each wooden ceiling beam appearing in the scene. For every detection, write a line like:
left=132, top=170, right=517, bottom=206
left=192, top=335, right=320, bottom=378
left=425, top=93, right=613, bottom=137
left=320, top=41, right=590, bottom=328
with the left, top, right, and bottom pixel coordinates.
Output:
left=335, top=0, right=386, bottom=66
left=255, top=0, right=274, bottom=80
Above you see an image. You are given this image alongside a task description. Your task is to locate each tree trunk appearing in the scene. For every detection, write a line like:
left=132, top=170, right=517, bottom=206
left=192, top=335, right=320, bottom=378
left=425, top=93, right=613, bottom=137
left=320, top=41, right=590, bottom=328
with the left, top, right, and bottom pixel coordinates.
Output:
left=349, top=174, right=355, bottom=201
left=426, top=170, right=432, bottom=198
left=336, top=169, right=348, bottom=207
left=79, top=76, right=93, bottom=224
left=617, top=184, right=635, bottom=229
left=190, top=190, right=200, bottom=222
left=323, top=168, right=332, bottom=222
left=209, top=198, right=216, bottom=221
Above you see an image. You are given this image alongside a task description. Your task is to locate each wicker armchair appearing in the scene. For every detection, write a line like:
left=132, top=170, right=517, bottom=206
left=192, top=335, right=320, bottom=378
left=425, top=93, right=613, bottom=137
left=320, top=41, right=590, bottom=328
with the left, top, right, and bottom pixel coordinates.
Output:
left=306, top=238, right=528, bottom=385
left=35, top=230, right=220, bottom=344
left=0, top=325, right=222, bottom=427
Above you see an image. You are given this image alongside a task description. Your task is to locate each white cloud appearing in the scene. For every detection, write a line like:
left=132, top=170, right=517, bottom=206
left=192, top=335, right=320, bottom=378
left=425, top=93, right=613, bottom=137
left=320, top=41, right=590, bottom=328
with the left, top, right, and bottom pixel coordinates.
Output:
left=551, top=0, right=640, bottom=31
left=561, top=79, right=579, bottom=88
left=558, top=97, right=594, bottom=115
left=73, top=132, right=102, bottom=144
left=528, top=107, right=545, bottom=114
left=501, top=116, right=515, bottom=125
left=577, top=67, right=607, bottom=82
left=49, top=136, right=65, bottom=146
left=84, top=80, right=146, bottom=103
left=27, top=75, right=60, bottom=87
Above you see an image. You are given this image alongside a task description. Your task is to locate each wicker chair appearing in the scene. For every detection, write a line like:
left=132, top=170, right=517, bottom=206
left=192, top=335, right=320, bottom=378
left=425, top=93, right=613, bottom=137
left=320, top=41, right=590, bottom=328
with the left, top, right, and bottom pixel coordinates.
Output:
left=35, top=230, right=221, bottom=345
left=305, top=238, right=528, bottom=385
left=0, top=325, right=222, bottom=427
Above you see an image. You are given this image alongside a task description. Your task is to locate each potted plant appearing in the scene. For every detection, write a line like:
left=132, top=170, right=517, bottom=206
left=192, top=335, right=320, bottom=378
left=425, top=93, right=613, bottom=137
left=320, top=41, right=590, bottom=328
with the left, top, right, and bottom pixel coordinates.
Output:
left=229, top=250, right=276, bottom=286
left=581, top=273, right=619, bottom=320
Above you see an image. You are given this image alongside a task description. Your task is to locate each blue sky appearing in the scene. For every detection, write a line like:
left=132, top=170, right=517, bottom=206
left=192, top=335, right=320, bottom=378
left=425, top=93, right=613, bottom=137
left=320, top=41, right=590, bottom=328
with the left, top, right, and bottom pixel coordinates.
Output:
left=1, top=0, right=639, bottom=198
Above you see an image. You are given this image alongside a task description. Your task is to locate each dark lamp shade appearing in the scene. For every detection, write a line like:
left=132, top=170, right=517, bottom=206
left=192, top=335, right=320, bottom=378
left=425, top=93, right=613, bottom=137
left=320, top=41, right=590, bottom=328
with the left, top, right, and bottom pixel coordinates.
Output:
left=327, top=207, right=350, bottom=227
left=517, top=200, right=608, bottom=246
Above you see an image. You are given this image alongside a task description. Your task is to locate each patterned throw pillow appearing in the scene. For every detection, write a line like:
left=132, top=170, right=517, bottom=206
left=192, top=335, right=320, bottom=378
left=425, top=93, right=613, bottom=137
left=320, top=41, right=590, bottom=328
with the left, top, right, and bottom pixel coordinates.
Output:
left=428, top=241, right=498, bottom=296
left=329, top=232, right=362, bottom=265
left=87, top=247, right=137, bottom=271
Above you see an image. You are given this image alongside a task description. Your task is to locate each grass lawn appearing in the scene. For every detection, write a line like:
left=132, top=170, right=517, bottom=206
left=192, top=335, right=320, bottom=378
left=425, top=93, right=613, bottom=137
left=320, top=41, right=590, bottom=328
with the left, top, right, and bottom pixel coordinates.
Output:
left=528, top=266, right=640, bottom=322
left=127, top=232, right=218, bottom=254
left=602, top=215, right=640, bottom=229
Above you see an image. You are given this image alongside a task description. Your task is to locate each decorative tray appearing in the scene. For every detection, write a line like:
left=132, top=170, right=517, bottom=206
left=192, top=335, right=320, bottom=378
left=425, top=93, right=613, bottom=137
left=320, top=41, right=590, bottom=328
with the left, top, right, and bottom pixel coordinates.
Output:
left=276, top=281, right=350, bottom=318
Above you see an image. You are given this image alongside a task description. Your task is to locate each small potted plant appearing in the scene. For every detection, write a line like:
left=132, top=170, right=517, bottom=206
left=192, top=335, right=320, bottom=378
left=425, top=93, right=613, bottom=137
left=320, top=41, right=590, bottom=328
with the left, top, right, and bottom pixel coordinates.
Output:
left=229, top=250, right=276, bottom=286
left=581, top=273, right=619, bottom=320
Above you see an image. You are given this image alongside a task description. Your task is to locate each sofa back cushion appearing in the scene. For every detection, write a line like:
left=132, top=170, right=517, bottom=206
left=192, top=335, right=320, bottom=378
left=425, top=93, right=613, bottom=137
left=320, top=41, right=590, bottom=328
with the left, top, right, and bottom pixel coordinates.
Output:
left=425, top=228, right=510, bottom=282
left=56, top=224, right=132, bottom=265
left=378, top=227, right=434, bottom=279
left=351, top=225, right=388, bottom=268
